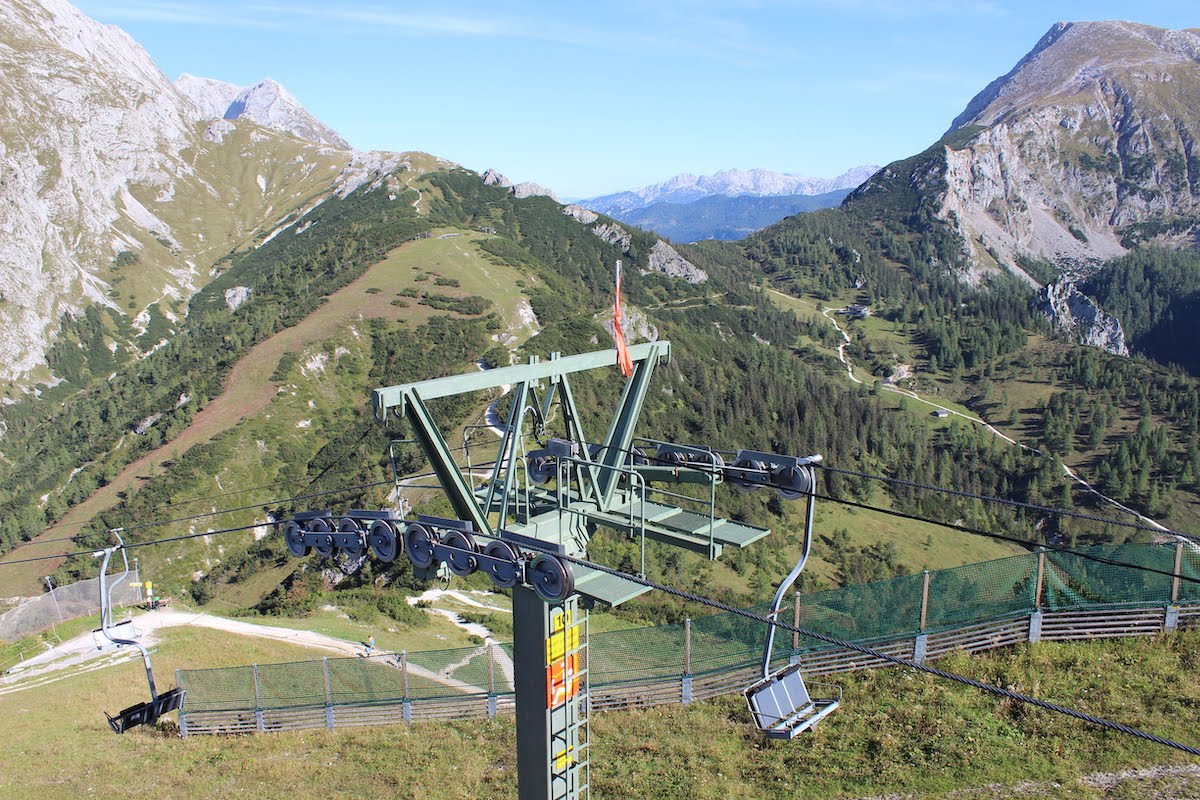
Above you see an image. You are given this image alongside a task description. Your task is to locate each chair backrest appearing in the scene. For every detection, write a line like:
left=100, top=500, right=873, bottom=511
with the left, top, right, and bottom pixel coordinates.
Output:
left=748, top=666, right=812, bottom=727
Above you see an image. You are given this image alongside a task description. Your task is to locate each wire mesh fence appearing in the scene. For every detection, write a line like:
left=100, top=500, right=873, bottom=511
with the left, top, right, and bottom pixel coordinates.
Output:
left=177, top=542, right=1197, bottom=735
left=0, top=570, right=142, bottom=643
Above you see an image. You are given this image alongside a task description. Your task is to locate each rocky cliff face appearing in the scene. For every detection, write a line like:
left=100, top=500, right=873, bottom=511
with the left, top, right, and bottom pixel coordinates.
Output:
left=1037, top=281, right=1129, bottom=355
left=936, top=21, right=1200, bottom=275
left=0, top=0, right=357, bottom=390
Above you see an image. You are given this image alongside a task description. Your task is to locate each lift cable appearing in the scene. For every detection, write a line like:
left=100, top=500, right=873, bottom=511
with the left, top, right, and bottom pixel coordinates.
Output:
left=626, top=444, right=1200, bottom=544
left=18, top=478, right=315, bottom=538
left=811, top=491, right=1200, bottom=587
left=10, top=479, right=398, bottom=548
left=517, top=540, right=1200, bottom=758
left=602, top=444, right=1198, bottom=585
left=815, top=463, right=1200, bottom=545
left=0, top=521, right=270, bottom=569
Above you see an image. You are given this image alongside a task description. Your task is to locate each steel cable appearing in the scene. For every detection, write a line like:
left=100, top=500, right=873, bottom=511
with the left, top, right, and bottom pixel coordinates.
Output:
left=517, top=541, right=1200, bottom=758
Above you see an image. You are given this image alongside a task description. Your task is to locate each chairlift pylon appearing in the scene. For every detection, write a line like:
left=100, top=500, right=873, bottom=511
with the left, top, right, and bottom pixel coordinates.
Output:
left=97, top=534, right=183, bottom=734
left=744, top=456, right=841, bottom=738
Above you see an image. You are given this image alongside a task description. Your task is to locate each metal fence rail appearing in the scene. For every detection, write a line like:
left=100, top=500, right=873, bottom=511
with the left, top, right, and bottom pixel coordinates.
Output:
left=177, top=542, right=1200, bottom=736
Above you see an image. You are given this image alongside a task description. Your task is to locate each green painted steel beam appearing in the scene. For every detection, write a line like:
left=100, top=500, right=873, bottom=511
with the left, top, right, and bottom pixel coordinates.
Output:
left=372, top=342, right=671, bottom=421
left=596, top=354, right=660, bottom=507
left=403, top=389, right=493, bottom=536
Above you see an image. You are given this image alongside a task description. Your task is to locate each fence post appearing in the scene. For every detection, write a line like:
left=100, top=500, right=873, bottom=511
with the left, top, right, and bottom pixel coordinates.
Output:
left=487, top=643, right=498, bottom=719
left=1034, top=549, right=1046, bottom=609
left=681, top=619, right=693, bottom=704
left=913, top=570, right=931, bottom=666
left=322, top=657, right=335, bottom=730
left=176, top=668, right=188, bottom=738
left=401, top=650, right=412, bottom=724
left=252, top=664, right=265, bottom=733
left=1165, top=541, right=1184, bottom=631
left=1030, top=549, right=1046, bottom=643
left=1172, top=541, right=1183, bottom=605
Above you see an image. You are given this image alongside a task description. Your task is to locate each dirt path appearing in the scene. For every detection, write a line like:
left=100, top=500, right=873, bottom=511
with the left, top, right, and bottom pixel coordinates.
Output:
left=807, top=296, right=1167, bottom=534
left=0, top=607, right=490, bottom=697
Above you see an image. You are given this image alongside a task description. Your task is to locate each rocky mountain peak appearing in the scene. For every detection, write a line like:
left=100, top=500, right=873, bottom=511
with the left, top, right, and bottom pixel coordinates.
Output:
left=949, top=21, right=1200, bottom=134
left=176, top=74, right=351, bottom=149
left=175, top=73, right=241, bottom=121
left=887, top=20, right=1200, bottom=281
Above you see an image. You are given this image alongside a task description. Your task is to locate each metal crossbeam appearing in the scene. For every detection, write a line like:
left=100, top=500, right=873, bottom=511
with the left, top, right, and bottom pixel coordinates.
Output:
left=372, top=343, right=671, bottom=421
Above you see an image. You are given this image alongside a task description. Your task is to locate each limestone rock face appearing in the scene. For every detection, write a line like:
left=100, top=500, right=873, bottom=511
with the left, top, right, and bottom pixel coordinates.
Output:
left=513, top=181, right=560, bottom=202
left=482, top=168, right=513, bottom=188
left=937, top=21, right=1200, bottom=274
left=645, top=240, right=707, bottom=284
left=1037, top=281, right=1128, bottom=356
left=851, top=21, right=1200, bottom=286
left=0, top=0, right=360, bottom=389
left=562, top=204, right=599, bottom=225
left=592, top=223, right=633, bottom=252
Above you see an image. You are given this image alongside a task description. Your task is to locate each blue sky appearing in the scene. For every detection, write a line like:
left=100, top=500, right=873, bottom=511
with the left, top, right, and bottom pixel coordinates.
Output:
left=76, top=1, right=1197, bottom=199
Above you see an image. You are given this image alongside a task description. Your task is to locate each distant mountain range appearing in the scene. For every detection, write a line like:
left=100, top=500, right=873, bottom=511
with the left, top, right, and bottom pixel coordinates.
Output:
left=579, top=167, right=878, bottom=242
left=609, top=189, right=854, bottom=243
left=582, top=166, right=878, bottom=215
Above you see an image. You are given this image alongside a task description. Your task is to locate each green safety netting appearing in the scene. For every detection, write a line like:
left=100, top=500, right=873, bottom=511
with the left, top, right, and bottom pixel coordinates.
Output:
left=1045, top=544, right=1177, bottom=608
left=178, top=543, right=1192, bottom=714
left=924, top=553, right=1038, bottom=630
left=1182, top=547, right=1200, bottom=604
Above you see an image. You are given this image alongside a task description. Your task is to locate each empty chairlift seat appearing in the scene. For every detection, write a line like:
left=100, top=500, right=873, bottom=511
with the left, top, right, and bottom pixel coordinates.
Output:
left=745, top=662, right=840, bottom=738
left=741, top=454, right=840, bottom=738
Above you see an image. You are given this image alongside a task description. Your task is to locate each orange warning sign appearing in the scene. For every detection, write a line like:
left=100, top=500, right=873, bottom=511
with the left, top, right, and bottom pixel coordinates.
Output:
left=546, top=654, right=580, bottom=708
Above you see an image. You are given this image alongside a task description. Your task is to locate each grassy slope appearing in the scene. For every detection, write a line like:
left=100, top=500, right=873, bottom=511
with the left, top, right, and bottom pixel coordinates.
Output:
left=1, top=627, right=1195, bottom=799
left=0, top=230, right=537, bottom=597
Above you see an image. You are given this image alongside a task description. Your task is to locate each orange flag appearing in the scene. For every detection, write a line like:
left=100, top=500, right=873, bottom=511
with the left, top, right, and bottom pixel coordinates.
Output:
left=613, top=261, right=633, bottom=377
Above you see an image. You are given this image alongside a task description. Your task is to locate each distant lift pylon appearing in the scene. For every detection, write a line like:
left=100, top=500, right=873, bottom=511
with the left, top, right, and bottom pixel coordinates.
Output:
left=744, top=457, right=842, bottom=738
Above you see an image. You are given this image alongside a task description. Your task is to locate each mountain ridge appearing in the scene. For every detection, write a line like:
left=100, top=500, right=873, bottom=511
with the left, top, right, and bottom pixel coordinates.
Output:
left=855, top=20, right=1200, bottom=280
left=583, top=165, right=878, bottom=216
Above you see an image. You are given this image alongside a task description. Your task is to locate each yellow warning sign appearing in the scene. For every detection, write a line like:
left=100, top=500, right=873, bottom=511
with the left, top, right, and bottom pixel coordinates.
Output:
left=553, top=746, right=574, bottom=771
left=545, top=610, right=580, bottom=664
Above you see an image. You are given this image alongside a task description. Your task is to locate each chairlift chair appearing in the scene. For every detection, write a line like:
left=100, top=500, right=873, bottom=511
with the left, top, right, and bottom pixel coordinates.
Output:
left=97, top=537, right=184, bottom=734
left=743, top=457, right=841, bottom=738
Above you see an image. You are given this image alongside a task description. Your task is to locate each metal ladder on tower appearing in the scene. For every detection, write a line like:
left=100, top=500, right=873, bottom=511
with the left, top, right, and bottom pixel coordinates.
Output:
left=547, top=603, right=589, bottom=800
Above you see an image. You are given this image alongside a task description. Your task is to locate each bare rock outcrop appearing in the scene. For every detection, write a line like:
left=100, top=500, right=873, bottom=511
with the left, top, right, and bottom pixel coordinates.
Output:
left=592, top=223, right=633, bottom=252
left=645, top=240, right=707, bottom=284
left=1037, top=281, right=1128, bottom=355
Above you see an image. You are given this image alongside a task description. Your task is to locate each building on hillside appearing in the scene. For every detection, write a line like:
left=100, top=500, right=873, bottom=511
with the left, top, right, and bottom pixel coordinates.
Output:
left=839, top=304, right=871, bottom=319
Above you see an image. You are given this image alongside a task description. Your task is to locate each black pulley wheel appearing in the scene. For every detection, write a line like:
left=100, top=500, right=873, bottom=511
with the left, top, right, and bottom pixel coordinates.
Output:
left=771, top=465, right=811, bottom=500
left=308, top=517, right=335, bottom=557
left=442, top=529, right=479, bottom=577
left=367, top=519, right=399, bottom=562
left=484, top=539, right=522, bottom=588
left=338, top=517, right=365, bottom=558
left=529, top=553, right=575, bottom=603
left=284, top=521, right=309, bottom=558
left=730, top=458, right=768, bottom=490
left=404, top=523, right=437, bottom=569
left=528, top=455, right=556, bottom=485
